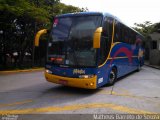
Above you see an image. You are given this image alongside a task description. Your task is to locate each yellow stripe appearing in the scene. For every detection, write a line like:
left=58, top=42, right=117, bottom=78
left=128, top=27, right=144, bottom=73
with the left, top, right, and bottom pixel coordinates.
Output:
left=98, top=20, right=117, bottom=68
left=98, top=41, right=138, bottom=67
left=111, top=19, right=115, bottom=44
left=98, top=90, right=143, bottom=99
left=0, top=68, right=44, bottom=74
left=0, top=103, right=157, bottom=114
left=0, top=100, right=33, bottom=108
left=108, top=56, right=138, bottom=60
left=98, top=42, right=120, bottom=68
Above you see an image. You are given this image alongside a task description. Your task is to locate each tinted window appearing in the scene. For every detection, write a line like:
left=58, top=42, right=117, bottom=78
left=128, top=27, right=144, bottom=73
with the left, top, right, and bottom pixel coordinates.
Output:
left=130, top=31, right=136, bottom=44
left=114, top=20, right=121, bottom=42
left=52, top=18, right=72, bottom=40
left=99, top=17, right=113, bottom=65
left=48, top=15, right=102, bottom=67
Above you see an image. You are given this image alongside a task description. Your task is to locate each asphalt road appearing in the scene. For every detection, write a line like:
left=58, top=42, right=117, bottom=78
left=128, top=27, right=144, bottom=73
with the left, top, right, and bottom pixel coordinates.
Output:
left=0, top=66, right=160, bottom=119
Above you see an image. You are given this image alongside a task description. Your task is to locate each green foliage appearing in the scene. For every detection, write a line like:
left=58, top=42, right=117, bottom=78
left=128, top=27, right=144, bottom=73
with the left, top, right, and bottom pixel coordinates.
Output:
left=133, top=21, right=160, bottom=37
left=153, top=22, right=160, bottom=32
left=52, top=3, right=85, bottom=15
left=0, top=0, right=86, bottom=70
left=0, top=0, right=50, bottom=23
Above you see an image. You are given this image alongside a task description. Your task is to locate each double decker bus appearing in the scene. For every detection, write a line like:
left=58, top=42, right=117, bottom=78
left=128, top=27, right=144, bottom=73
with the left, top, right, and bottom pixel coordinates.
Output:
left=35, top=12, right=144, bottom=89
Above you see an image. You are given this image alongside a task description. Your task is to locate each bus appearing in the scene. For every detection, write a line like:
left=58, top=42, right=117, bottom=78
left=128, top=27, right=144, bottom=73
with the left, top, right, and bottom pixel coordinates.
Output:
left=35, top=12, right=144, bottom=89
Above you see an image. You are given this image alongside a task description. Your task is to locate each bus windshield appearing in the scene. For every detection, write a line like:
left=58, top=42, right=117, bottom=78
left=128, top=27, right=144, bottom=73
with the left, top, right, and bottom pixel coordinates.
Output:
left=47, top=15, right=102, bottom=67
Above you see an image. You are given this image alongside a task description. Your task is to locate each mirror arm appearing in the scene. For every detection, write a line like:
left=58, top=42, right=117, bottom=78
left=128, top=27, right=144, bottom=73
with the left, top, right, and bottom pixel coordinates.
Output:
left=35, top=29, right=48, bottom=47
left=93, top=27, right=102, bottom=48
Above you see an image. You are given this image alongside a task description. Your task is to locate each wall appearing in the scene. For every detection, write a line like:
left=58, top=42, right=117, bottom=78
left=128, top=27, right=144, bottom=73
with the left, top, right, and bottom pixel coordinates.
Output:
left=149, top=49, right=160, bottom=66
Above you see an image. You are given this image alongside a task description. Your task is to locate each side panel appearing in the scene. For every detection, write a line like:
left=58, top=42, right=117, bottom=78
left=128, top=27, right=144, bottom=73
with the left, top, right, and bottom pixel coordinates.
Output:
left=96, top=42, right=143, bottom=88
left=109, top=42, right=139, bottom=77
left=97, top=61, right=112, bottom=88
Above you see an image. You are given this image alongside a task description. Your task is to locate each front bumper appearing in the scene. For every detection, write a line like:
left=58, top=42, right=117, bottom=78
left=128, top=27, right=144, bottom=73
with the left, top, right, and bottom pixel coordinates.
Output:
left=45, top=72, right=97, bottom=89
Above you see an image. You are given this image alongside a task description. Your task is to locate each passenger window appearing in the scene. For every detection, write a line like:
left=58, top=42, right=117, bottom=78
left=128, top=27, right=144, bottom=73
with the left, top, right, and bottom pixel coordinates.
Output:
left=124, top=28, right=129, bottom=43
left=114, top=20, right=121, bottom=42
left=99, top=17, right=113, bottom=65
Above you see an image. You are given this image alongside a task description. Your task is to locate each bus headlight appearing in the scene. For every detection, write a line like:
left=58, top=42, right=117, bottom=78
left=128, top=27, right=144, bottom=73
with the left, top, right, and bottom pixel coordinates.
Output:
left=79, top=75, right=94, bottom=79
left=45, top=69, right=52, bottom=74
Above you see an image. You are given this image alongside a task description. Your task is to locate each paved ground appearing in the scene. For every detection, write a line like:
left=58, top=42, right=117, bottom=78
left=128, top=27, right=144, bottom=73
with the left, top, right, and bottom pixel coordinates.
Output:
left=0, top=66, right=160, bottom=119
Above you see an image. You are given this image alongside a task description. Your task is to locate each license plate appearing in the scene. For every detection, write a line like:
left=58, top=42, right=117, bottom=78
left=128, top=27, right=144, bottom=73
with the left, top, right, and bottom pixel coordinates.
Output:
left=59, top=80, right=68, bottom=85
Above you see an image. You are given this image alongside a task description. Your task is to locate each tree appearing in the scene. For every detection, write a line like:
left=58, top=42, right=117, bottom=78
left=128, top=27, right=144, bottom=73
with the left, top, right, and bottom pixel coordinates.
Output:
left=133, top=21, right=160, bottom=36
left=0, top=0, right=50, bottom=69
left=133, top=21, right=160, bottom=61
left=0, top=0, right=87, bottom=70
left=133, top=21, right=154, bottom=36
left=153, top=22, right=160, bottom=32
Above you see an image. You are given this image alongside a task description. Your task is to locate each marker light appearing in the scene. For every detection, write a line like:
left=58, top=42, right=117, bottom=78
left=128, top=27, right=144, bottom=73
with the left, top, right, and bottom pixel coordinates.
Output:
left=50, top=57, right=63, bottom=62
left=90, top=82, right=94, bottom=86
left=45, top=69, right=52, bottom=74
left=53, top=19, right=58, bottom=25
left=79, top=75, right=94, bottom=79
left=50, top=57, right=56, bottom=61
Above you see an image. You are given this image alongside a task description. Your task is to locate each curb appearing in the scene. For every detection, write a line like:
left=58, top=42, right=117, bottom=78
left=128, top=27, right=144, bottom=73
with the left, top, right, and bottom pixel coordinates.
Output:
left=144, top=64, right=160, bottom=70
left=0, top=68, right=44, bottom=74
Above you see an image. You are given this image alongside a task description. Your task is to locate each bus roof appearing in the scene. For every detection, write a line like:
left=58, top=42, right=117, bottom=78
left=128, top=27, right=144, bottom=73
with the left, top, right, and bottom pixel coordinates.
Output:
left=56, top=12, right=122, bottom=23
left=56, top=12, right=103, bottom=17
left=56, top=12, right=144, bottom=37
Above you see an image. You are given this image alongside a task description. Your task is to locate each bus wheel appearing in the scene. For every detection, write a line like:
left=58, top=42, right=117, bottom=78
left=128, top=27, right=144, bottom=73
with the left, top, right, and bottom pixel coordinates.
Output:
left=108, top=68, right=117, bottom=86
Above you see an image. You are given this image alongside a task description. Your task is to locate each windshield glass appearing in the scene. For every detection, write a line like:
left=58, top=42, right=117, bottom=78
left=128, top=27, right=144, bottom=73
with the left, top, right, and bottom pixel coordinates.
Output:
left=47, top=15, right=102, bottom=67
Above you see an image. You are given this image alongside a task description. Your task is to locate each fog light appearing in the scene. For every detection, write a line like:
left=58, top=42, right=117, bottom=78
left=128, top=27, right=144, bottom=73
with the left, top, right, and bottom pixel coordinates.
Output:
left=90, top=82, right=94, bottom=86
left=79, top=75, right=94, bottom=78
left=45, top=69, right=52, bottom=74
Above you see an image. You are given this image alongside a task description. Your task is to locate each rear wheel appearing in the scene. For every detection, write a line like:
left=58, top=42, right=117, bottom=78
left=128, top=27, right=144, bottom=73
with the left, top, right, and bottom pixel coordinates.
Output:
left=108, top=68, right=117, bottom=86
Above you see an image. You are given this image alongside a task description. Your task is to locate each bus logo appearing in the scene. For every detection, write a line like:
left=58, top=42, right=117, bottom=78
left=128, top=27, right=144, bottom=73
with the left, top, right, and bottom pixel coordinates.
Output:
left=73, top=69, right=85, bottom=74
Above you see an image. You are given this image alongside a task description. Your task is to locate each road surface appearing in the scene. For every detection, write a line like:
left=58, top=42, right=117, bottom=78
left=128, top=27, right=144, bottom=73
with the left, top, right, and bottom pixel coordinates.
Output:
left=0, top=66, right=160, bottom=119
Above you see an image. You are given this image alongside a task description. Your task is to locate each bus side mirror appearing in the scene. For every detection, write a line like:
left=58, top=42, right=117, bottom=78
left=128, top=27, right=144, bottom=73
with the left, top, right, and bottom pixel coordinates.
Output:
left=93, top=27, right=102, bottom=48
left=35, top=29, right=48, bottom=47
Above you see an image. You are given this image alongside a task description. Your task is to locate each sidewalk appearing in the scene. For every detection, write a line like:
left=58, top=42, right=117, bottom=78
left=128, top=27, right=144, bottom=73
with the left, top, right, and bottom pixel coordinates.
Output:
left=0, top=68, right=44, bottom=74
left=144, top=61, right=160, bottom=70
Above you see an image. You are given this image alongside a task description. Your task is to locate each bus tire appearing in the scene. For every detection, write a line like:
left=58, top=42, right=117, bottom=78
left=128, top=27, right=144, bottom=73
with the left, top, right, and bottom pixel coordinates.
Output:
left=108, top=68, right=117, bottom=86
